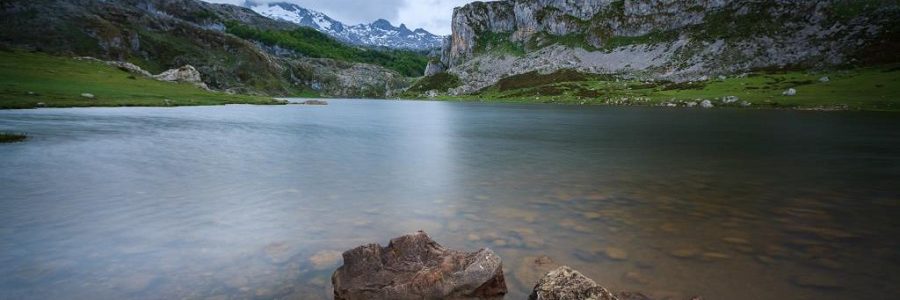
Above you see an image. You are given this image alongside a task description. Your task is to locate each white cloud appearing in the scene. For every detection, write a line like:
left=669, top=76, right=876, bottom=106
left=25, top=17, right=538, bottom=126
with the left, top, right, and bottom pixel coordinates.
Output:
left=202, top=0, right=476, bottom=35
left=396, top=0, right=473, bottom=35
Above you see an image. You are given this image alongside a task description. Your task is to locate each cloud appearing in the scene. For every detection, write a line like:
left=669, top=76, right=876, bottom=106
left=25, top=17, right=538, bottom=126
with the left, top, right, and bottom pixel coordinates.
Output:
left=397, top=0, right=473, bottom=35
left=202, top=0, right=475, bottom=35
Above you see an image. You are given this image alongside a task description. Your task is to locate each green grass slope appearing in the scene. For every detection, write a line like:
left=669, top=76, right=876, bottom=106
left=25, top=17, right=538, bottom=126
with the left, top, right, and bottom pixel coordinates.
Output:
left=436, top=67, right=900, bottom=111
left=0, top=51, right=284, bottom=109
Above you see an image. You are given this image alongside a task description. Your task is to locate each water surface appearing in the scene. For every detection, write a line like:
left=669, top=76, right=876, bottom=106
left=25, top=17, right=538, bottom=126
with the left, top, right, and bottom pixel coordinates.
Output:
left=1, top=100, right=899, bottom=299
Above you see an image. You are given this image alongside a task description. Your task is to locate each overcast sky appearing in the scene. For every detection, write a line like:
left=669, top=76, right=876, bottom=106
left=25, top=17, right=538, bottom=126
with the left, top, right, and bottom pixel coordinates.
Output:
left=202, top=0, right=476, bottom=35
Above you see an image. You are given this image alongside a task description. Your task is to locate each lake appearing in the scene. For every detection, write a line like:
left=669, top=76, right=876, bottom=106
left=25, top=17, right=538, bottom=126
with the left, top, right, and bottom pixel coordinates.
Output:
left=1, top=100, right=899, bottom=299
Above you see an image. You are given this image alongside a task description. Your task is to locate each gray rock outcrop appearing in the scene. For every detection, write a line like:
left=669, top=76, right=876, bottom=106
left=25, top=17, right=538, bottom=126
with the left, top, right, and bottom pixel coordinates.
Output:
left=332, top=231, right=507, bottom=300
left=438, top=0, right=899, bottom=94
left=153, top=65, right=209, bottom=90
left=76, top=57, right=153, bottom=77
left=424, top=60, right=445, bottom=77
left=529, top=266, right=618, bottom=300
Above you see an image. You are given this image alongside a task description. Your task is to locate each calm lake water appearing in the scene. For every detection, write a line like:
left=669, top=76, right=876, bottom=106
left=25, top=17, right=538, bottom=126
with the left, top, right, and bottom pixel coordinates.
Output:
left=1, top=100, right=899, bottom=299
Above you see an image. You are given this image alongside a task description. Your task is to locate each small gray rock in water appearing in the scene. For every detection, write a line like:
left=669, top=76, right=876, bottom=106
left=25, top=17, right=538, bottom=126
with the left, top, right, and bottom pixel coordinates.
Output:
left=332, top=231, right=507, bottom=300
left=301, top=100, right=329, bottom=105
left=529, top=266, right=618, bottom=300
left=819, top=76, right=830, bottom=83
left=783, top=88, right=797, bottom=96
left=700, top=100, right=714, bottom=108
left=80, top=93, right=95, bottom=99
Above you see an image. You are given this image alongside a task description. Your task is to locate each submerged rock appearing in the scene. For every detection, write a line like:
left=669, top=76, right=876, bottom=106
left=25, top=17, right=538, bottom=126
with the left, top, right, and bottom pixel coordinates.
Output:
left=80, top=93, right=95, bottom=99
left=332, top=231, right=507, bottom=300
left=515, top=255, right=560, bottom=289
left=529, top=266, right=617, bottom=300
left=603, top=247, right=629, bottom=261
left=309, top=250, right=343, bottom=270
left=300, top=100, right=329, bottom=105
left=791, top=274, right=845, bottom=290
left=783, top=88, right=797, bottom=96
left=262, top=241, right=294, bottom=265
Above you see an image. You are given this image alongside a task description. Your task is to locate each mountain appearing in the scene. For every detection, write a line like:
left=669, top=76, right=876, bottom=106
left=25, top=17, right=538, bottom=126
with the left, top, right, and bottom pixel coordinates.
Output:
left=244, top=1, right=443, bottom=50
left=427, top=0, right=900, bottom=95
left=0, top=0, right=425, bottom=97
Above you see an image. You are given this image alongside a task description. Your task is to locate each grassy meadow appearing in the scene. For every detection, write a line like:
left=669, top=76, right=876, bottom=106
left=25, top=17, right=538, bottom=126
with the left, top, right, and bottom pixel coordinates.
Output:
left=0, top=51, right=286, bottom=109
left=425, top=67, right=900, bottom=111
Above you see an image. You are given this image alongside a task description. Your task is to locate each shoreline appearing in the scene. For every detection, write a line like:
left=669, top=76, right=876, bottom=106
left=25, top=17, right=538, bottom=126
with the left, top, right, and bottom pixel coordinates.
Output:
left=4, top=97, right=900, bottom=112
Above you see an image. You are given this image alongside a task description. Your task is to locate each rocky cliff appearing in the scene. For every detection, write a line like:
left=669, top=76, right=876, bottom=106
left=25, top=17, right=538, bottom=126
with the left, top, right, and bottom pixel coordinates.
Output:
left=433, top=0, right=900, bottom=95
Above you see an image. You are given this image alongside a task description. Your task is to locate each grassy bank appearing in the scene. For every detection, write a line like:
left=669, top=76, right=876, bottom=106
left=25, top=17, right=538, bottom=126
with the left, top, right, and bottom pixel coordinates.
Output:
left=423, top=67, right=900, bottom=111
left=0, top=132, right=27, bottom=143
left=0, top=51, right=285, bottom=109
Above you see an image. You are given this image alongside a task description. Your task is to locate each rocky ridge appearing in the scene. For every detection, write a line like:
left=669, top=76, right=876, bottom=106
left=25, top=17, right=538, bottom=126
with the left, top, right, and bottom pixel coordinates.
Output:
left=246, top=1, right=443, bottom=50
left=431, top=0, right=900, bottom=95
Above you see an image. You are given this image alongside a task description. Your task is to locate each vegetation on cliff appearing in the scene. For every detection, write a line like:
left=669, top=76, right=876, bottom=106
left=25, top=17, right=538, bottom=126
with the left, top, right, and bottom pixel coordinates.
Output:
left=405, top=72, right=462, bottom=93
left=226, top=22, right=429, bottom=77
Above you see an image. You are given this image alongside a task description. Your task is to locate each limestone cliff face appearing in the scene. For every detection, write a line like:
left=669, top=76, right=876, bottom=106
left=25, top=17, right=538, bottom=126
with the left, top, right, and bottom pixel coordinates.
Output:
left=436, top=0, right=899, bottom=94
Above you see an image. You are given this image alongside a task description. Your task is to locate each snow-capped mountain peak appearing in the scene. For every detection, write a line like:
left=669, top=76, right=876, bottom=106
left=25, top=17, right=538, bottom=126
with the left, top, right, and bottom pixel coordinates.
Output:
left=244, top=2, right=442, bottom=50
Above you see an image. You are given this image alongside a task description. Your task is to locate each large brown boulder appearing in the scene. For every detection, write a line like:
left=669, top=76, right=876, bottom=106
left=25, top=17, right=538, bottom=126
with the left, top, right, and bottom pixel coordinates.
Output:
left=332, top=231, right=507, bottom=300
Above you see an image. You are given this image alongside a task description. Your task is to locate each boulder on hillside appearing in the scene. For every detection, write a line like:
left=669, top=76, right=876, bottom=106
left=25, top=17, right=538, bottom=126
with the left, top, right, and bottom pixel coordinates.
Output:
left=332, top=231, right=507, bottom=300
left=109, top=61, right=152, bottom=77
left=153, top=65, right=209, bottom=90
left=75, top=57, right=152, bottom=77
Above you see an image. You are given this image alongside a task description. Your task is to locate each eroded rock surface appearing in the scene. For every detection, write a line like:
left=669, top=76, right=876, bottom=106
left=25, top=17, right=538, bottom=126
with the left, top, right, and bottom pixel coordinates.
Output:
left=332, top=231, right=507, bottom=300
left=154, top=65, right=209, bottom=90
left=529, top=266, right=618, bottom=300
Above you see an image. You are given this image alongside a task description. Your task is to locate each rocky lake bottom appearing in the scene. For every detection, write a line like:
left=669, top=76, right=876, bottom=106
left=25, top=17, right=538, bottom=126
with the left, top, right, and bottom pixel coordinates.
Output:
left=0, top=100, right=898, bottom=299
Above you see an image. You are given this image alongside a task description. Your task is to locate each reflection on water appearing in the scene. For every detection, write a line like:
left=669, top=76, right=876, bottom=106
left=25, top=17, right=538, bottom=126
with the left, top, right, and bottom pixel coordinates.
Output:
left=1, top=101, right=899, bottom=299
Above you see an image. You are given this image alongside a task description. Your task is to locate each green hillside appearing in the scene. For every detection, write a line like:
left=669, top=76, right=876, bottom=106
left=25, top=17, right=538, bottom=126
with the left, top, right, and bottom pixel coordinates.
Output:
left=226, top=22, right=429, bottom=77
left=0, top=51, right=285, bottom=109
